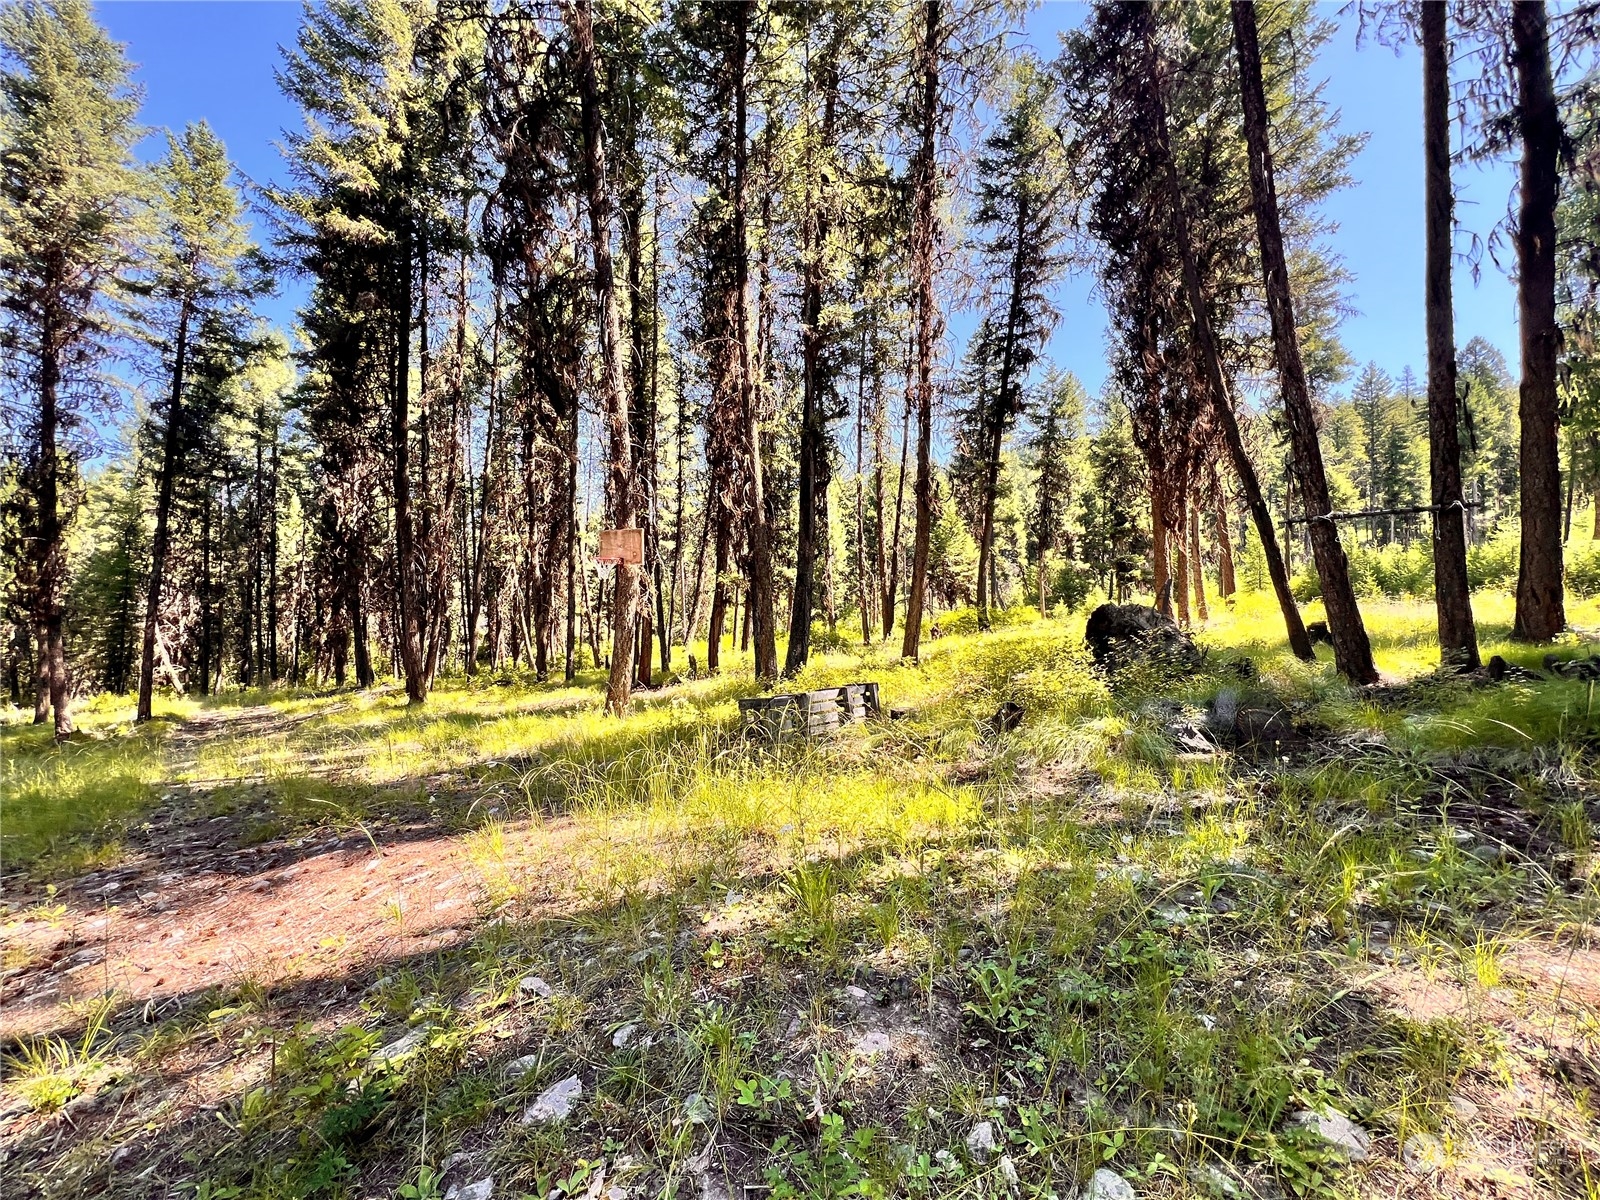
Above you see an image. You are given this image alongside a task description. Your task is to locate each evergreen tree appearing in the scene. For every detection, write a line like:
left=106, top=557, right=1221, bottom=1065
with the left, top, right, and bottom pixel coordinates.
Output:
left=966, top=53, right=1071, bottom=628
left=0, top=0, right=142, bottom=736
left=135, top=122, right=267, bottom=720
left=1025, top=368, right=1085, bottom=612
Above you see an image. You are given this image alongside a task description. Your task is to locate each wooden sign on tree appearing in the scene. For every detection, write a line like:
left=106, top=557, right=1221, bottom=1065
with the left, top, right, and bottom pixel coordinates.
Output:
left=597, top=528, right=644, bottom=565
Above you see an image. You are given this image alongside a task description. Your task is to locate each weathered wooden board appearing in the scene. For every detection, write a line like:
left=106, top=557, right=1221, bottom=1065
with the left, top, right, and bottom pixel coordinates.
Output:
left=597, top=528, right=644, bottom=564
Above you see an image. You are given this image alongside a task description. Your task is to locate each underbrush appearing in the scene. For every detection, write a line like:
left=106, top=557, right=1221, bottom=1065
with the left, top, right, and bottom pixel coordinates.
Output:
left=3, top=595, right=1599, bottom=1199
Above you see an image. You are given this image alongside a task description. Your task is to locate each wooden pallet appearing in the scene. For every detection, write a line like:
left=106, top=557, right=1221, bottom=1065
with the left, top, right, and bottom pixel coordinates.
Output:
left=738, top=682, right=881, bottom=742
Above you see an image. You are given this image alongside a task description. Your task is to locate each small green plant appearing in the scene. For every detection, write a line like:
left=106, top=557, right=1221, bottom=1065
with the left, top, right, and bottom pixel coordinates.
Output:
left=397, top=1164, right=444, bottom=1200
left=964, top=956, right=1040, bottom=1036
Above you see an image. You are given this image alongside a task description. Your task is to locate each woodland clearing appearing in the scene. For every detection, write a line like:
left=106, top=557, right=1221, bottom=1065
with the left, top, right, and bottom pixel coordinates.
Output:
left=3, top=592, right=1600, bottom=1200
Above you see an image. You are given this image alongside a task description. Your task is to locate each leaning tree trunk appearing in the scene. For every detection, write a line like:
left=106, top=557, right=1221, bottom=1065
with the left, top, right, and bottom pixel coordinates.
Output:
left=1229, top=0, right=1373, bottom=679
left=570, top=0, right=638, bottom=713
left=138, top=301, right=191, bottom=722
left=901, top=0, right=941, bottom=661
left=1421, top=1, right=1480, bottom=669
left=1140, top=6, right=1312, bottom=662
left=1511, top=0, right=1566, bottom=641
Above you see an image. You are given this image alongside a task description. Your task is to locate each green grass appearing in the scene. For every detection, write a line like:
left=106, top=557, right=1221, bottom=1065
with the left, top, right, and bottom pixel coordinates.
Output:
left=3, top=590, right=1599, bottom=1200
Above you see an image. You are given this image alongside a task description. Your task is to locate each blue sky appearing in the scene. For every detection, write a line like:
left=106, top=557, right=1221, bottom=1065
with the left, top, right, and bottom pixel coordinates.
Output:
left=95, top=0, right=1523, bottom=400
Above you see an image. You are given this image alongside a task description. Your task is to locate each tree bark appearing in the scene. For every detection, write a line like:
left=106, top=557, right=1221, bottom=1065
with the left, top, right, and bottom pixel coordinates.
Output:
left=138, top=302, right=191, bottom=721
left=1421, top=1, right=1480, bottom=668
left=570, top=0, right=638, bottom=713
left=901, top=0, right=941, bottom=661
left=730, top=2, right=779, bottom=683
left=1229, top=0, right=1371, bottom=678
left=1215, top=498, right=1236, bottom=598
left=1189, top=500, right=1208, bottom=622
left=34, top=314, right=71, bottom=737
left=1511, top=0, right=1566, bottom=641
left=392, top=217, right=427, bottom=704
left=1152, top=482, right=1171, bottom=615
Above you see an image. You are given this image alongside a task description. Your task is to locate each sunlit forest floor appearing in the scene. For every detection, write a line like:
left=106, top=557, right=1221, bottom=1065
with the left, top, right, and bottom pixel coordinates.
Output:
left=3, top=592, right=1600, bottom=1199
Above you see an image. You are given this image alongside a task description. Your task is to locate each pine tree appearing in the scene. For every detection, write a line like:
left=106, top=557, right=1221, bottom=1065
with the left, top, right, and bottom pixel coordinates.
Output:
left=967, top=54, right=1071, bottom=629
left=135, top=122, right=266, bottom=721
left=1025, top=368, right=1085, bottom=613
left=0, top=0, right=143, bottom=737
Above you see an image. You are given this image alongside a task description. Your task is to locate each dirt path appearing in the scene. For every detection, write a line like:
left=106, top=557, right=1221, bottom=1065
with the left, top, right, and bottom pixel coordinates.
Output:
left=1, top=700, right=485, bottom=1042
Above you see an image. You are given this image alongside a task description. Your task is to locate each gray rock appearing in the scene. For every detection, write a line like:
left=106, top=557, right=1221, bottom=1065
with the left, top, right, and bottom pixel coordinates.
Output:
left=522, top=1075, right=582, bottom=1124
left=504, top=1054, right=540, bottom=1079
left=997, top=1154, right=1019, bottom=1191
left=965, top=1120, right=997, bottom=1161
left=1467, top=844, right=1508, bottom=867
left=1187, top=1164, right=1243, bottom=1198
left=372, top=1026, right=430, bottom=1066
left=1207, top=688, right=1240, bottom=735
left=445, top=1180, right=493, bottom=1200
left=612, top=1022, right=640, bottom=1049
left=1288, top=1109, right=1370, bottom=1161
left=852, top=1030, right=892, bottom=1058
left=682, top=1091, right=713, bottom=1125
left=440, top=1152, right=472, bottom=1177
left=1082, top=1168, right=1136, bottom=1200
left=1401, top=1132, right=1443, bottom=1173
left=518, top=975, right=553, bottom=998
left=1084, top=604, right=1202, bottom=675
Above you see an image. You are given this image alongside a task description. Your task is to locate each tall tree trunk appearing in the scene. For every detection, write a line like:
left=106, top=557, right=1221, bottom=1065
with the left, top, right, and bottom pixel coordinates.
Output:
left=786, top=58, right=839, bottom=675
left=570, top=0, right=639, bottom=713
left=977, top=195, right=1030, bottom=629
left=1230, top=0, right=1373, bottom=680
left=1511, top=0, right=1566, bottom=641
left=707, top=504, right=729, bottom=672
left=1421, top=1, right=1480, bottom=668
left=732, top=1, right=779, bottom=682
left=1189, top=501, right=1208, bottom=622
left=138, top=302, right=191, bottom=722
left=392, top=220, right=427, bottom=704
left=883, top=381, right=910, bottom=639
left=565, top=406, right=579, bottom=684
left=1151, top=479, right=1171, bottom=615
left=1215, top=496, right=1236, bottom=598
left=856, top=328, right=874, bottom=644
left=901, top=0, right=941, bottom=661
left=34, top=319, right=71, bottom=737
left=1171, top=498, right=1191, bottom=626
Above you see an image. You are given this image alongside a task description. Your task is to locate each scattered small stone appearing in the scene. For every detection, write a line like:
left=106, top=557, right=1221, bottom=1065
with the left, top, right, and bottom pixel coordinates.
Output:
left=852, top=1030, right=892, bottom=1058
left=965, top=1120, right=997, bottom=1161
left=109, top=1143, right=135, bottom=1169
left=504, top=1054, right=540, bottom=1079
left=518, top=975, right=553, bottom=998
left=682, top=1092, right=713, bottom=1125
left=612, top=1022, right=641, bottom=1049
left=1401, top=1131, right=1443, bottom=1174
left=1288, top=1109, right=1371, bottom=1161
left=845, top=984, right=870, bottom=1002
left=372, top=1026, right=430, bottom=1066
left=1448, top=1094, right=1478, bottom=1119
left=445, top=1179, right=494, bottom=1200
left=996, top=1154, right=1020, bottom=1191
left=440, top=1152, right=472, bottom=1177
left=1467, top=844, right=1508, bottom=867
left=1082, top=1168, right=1136, bottom=1200
left=522, top=1075, right=582, bottom=1124
left=1187, top=1164, right=1243, bottom=1198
